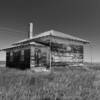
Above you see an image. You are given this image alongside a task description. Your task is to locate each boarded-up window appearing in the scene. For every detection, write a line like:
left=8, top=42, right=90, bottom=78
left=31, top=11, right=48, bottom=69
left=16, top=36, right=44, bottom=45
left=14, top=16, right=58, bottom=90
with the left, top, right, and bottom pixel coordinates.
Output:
left=6, top=52, right=10, bottom=62
left=21, top=50, right=24, bottom=61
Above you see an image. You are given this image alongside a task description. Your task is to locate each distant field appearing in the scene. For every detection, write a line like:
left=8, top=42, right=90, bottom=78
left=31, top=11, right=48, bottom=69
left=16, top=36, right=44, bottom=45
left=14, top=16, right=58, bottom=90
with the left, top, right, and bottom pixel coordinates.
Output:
left=0, top=65, right=99, bottom=100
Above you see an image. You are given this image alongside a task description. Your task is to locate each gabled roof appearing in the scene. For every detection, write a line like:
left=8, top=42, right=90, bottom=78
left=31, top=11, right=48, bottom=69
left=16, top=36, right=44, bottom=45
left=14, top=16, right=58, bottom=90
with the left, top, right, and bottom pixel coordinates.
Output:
left=12, top=30, right=90, bottom=45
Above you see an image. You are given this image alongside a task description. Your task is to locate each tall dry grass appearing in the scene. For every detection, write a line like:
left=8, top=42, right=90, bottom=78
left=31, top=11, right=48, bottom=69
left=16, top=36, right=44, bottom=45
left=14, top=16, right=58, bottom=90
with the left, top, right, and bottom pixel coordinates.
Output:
left=0, top=67, right=99, bottom=100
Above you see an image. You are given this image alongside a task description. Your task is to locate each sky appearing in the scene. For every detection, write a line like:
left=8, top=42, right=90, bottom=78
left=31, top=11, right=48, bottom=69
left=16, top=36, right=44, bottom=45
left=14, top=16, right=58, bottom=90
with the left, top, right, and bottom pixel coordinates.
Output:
left=0, top=0, right=100, bottom=62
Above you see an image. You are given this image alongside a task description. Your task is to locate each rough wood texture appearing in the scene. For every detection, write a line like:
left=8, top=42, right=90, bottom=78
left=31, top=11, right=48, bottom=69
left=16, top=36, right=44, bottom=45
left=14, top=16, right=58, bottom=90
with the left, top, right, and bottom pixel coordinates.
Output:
left=6, top=49, right=30, bottom=70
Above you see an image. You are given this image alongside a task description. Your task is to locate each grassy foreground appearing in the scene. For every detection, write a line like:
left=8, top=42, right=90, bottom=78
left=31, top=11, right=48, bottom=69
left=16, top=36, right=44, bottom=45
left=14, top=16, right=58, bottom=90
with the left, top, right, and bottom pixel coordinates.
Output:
left=0, top=66, right=99, bottom=100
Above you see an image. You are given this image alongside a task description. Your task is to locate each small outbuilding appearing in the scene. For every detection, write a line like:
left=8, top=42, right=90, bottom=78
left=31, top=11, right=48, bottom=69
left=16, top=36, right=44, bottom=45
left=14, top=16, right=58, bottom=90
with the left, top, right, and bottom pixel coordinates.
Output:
left=2, top=23, right=89, bottom=70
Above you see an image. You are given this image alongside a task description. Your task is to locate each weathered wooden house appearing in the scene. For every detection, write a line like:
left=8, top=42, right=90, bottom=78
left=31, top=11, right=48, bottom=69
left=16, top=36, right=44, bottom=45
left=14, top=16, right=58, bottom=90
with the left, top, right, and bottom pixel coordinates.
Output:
left=2, top=23, right=89, bottom=70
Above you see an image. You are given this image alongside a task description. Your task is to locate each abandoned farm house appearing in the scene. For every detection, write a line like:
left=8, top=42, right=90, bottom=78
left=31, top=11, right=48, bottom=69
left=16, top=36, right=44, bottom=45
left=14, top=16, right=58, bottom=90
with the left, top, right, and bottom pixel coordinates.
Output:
left=2, top=23, right=89, bottom=70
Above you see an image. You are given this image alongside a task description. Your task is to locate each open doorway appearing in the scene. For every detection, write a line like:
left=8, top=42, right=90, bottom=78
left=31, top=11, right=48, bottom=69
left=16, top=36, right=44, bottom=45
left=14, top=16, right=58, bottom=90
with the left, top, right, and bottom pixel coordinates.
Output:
left=34, top=48, right=48, bottom=68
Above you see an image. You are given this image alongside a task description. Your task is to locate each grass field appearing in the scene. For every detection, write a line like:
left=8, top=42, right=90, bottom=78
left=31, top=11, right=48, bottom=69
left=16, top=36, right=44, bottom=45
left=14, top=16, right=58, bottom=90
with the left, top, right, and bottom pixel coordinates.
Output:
left=0, top=63, right=100, bottom=100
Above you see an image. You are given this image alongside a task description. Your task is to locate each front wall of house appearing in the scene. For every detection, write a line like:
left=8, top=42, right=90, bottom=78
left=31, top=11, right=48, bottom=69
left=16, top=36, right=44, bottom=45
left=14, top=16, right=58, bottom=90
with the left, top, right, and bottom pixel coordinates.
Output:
left=30, top=44, right=84, bottom=68
left=51, top=44, right=84, bottom=65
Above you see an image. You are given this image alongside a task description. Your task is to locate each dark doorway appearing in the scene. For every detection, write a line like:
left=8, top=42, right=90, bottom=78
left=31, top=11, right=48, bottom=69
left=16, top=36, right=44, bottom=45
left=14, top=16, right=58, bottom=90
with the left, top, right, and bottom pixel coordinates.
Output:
left=34, top=48, right=41, bottom=67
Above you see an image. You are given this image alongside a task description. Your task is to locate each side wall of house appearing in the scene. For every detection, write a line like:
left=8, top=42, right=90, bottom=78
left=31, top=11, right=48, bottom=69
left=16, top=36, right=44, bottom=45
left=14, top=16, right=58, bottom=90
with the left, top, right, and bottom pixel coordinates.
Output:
left=6, top=46, right=31, bottom=70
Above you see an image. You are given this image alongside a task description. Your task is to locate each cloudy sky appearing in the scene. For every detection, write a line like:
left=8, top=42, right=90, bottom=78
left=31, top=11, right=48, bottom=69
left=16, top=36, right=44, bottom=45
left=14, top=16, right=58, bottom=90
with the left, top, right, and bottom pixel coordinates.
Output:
left=0, top=0, right=100, bottom=62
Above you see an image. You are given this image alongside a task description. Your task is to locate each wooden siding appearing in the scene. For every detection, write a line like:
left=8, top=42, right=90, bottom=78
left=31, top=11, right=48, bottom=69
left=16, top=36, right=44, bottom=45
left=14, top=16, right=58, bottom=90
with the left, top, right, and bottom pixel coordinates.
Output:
left=6, top=48, right=30, bottom=70
left=30, top=44, right=84, bottom=68
left=6, top=43, right=84, bottom=70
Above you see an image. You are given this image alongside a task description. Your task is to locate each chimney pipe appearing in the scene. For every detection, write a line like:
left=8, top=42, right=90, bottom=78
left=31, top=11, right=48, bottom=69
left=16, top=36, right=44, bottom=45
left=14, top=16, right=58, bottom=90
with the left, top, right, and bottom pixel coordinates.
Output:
left=29, top=22, right=33, bottom=39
